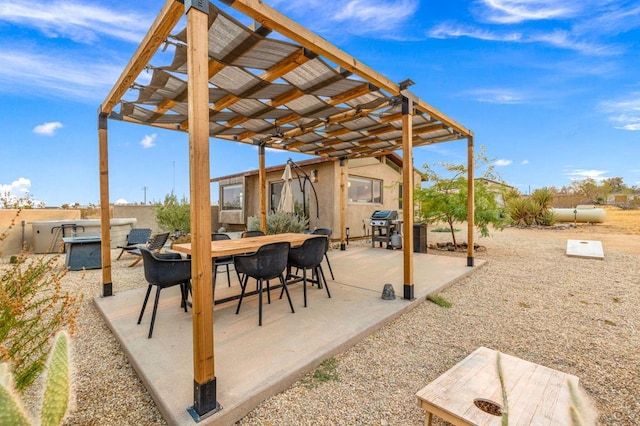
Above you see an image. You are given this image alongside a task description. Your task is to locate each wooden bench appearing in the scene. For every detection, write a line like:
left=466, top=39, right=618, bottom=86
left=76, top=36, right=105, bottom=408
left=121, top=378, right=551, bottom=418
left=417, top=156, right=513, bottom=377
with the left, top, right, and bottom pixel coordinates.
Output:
left=416, top=347, right=579, bottom=425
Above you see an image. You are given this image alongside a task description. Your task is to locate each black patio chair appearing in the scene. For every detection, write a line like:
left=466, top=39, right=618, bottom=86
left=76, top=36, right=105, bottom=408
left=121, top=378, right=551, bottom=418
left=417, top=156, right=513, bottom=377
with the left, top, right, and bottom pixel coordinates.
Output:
left=137, top=248, right=191, bottom=338
left=241, top=230, right=265, bottom=238
left=284, top=236, right=331, bottom=308
left=128, top=232, right=170, bottom=267
left=116, top=228, right=152, bottom=260
left=312, top=228, right=335, bottom=280
left=234, top=242, right=294, bottom=326
left=211, top=233, right=241, bottom=292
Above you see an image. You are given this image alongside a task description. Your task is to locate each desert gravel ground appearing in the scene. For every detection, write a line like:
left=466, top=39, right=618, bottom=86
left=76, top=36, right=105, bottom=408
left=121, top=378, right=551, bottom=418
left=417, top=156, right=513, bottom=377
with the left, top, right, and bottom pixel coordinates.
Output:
left=13, top=212, right=639, bottom=425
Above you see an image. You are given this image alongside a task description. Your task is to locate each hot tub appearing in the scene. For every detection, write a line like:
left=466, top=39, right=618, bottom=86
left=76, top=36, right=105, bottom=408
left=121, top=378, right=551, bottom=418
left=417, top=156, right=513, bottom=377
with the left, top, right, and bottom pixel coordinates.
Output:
left=31, top=218, right=137, bottom=254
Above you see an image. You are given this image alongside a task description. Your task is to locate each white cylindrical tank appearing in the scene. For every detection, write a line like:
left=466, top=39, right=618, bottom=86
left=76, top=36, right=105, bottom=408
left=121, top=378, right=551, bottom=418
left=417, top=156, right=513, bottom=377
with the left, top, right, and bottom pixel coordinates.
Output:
left=550, top=208, right=606, bottom=223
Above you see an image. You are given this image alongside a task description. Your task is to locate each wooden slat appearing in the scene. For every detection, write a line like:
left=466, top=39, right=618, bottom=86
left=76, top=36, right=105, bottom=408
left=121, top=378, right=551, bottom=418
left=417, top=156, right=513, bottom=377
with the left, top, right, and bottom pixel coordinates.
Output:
left=101, top=0, right=184, bottom=113
left=173, top=233, right=321, bottom=257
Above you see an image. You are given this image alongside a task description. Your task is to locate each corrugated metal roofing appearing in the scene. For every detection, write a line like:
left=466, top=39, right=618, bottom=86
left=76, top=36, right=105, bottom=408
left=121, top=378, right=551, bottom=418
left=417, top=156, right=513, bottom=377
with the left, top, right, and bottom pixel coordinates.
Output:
left=109, top=1, right=469, bottom=159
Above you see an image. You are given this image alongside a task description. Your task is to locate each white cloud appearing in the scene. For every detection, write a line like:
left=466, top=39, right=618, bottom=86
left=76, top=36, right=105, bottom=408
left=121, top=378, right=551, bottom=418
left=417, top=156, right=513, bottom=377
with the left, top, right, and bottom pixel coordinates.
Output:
left=0, top=1, right=151, bottom=44
left=428, top=23, right=614, bottom=56
left=266, top=0, right=419, bottom=36
left=0, top=177, right=31, bottom=196
left=494, top=159, right=512, bottom=166
left=140, top=134, right=157, bottom=149
left=115, top=199, right=128, bottom=205
left=33, top=121, right=63, bottom=136
left=521, top=160, right=529, bottom=165
left=601, top=94, right=640, bottom=131
left=477, top=0, right=578, bottom=24
left=429, top=23, right=522, bottom=42
left=465, top=88, right=527, bottom=104
left=566, top=169, right=608, bottom=181
left=0, top=49, right=125, bottom=101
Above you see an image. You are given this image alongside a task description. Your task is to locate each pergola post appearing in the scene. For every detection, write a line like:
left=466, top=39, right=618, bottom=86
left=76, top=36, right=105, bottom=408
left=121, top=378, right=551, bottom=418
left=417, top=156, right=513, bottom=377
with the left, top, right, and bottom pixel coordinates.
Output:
left=339, top=157, right=347, bottom=250
left=467, top=135, right=475, bottom=267
left=258, top=143, right=267, bottom=234
left=98, top=111, right=112, bottom=297
left=185, top=0, right=219, bottom=419
left=402, top=96, right=414, bottom=300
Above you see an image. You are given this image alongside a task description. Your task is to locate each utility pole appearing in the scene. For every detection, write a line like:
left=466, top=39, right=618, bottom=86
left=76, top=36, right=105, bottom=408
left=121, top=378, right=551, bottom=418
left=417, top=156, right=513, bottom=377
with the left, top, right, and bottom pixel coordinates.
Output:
left=142, top=186, right=148, bottom=204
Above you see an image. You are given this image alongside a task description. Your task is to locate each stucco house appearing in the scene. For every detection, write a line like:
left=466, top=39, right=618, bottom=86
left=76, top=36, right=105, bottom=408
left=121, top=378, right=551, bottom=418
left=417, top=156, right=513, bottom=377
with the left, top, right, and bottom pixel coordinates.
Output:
left=211, top=153, right=422, bottom=239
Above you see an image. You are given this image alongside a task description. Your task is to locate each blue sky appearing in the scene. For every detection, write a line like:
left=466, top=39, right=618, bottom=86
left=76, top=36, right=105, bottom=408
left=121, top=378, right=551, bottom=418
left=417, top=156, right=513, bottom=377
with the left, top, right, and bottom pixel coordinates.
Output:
left=0, top=0, right=638, bottom=206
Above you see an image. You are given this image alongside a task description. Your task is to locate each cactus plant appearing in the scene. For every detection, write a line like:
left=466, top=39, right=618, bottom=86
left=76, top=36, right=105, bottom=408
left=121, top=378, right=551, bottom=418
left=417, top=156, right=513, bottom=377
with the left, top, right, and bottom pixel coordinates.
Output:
left=0, top=332, right=71, bottom=426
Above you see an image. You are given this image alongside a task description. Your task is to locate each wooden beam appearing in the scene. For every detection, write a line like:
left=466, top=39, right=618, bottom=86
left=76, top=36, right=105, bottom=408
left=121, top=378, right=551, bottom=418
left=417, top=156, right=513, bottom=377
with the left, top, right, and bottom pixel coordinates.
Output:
left=401, top=96, right=414, bottom=300
left=186, top=4, right=217, bottom=416
left=339, top=158, right=347, bottom=250
left=98, top=113, right=112, bottom=297
left=259, top=144, right=267, bottom=233
left=467, top=135, right=475, bottom=267
left=101, top=0, right=184, bottom=114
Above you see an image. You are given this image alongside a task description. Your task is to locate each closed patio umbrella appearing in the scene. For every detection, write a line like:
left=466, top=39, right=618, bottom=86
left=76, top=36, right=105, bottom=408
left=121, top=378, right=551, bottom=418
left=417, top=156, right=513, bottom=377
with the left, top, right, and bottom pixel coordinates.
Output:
left=277, top=163, right=294, bottom=213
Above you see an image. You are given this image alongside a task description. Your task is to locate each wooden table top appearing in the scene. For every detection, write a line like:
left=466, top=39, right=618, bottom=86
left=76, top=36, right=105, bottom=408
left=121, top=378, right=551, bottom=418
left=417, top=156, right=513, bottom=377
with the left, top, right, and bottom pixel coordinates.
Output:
left=416, top=346, right=579, bottom=425
left=172, top=232, right=322, bottom=258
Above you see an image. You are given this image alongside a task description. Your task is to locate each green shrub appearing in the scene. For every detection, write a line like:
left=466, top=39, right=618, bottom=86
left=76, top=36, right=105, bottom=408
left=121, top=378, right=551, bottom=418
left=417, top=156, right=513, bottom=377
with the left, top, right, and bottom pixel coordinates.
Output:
left=247, top=212, right=309, bottom=235
left=155, top=193, right=190, bottom=235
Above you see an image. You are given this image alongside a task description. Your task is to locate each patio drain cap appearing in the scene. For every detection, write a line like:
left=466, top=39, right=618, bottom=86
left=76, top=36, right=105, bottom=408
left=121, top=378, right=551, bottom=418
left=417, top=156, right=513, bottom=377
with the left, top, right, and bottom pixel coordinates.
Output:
left=381, top=284, right=396, bottom=300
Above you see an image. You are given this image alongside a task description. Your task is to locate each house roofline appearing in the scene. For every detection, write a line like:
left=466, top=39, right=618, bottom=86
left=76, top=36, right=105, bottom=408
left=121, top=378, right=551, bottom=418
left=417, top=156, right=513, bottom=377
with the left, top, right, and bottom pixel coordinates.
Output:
left=210, top=152, right=411, bottom=183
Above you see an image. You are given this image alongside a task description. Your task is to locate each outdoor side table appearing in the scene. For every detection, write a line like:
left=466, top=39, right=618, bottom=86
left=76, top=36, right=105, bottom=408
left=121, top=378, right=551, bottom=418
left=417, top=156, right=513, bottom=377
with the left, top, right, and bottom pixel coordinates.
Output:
left=416, top=346, right=579, bottom=425
left=62, top=236, right=102, bottom=271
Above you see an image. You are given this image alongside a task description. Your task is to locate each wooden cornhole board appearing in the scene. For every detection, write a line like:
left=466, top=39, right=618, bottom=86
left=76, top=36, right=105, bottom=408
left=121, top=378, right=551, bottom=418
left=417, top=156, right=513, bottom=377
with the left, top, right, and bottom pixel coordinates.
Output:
left=566, top=239, right=604, bottom=259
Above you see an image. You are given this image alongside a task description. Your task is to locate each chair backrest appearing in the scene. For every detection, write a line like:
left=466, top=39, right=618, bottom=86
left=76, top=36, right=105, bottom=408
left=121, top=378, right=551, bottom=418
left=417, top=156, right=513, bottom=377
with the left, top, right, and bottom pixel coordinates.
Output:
left=241, top=230, right=265, bottom=238
left=140, top=248, right=191, bottom=286
left=126, top=228, right=152, bottom=245
left=289, top=236, right=326, bottom=268
left=311, top=228, right=331, bottom=253
left=312, top=228, right=332, bottom=237
left=212, top=233, right=231, bottom=241
left=234, top=241, right=290, bottom=280
left=146, top=232, right=170, bottom=252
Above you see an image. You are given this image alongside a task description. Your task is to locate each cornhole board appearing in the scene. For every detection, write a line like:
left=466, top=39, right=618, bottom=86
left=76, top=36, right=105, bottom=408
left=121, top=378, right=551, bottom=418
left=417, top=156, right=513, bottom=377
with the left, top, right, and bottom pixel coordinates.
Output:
left=566, top=239, right=604, bottom=259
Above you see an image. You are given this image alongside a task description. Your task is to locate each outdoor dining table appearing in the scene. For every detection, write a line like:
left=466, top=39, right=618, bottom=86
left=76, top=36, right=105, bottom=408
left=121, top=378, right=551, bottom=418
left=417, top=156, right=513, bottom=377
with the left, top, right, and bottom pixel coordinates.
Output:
left=172, top=232, right=323, bottom=305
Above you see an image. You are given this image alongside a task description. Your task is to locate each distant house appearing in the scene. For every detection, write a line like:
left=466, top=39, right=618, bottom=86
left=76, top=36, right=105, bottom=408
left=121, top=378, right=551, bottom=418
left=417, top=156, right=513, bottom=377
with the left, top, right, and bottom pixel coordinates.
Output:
left=475, top=178, right=515, bottom=207
left=211, top=153, right=422, bottom=238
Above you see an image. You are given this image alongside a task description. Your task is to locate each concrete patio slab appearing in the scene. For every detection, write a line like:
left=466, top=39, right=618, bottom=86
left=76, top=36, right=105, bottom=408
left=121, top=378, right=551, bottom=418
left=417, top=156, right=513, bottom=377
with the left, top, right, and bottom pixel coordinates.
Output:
left=94, top=246, right=485, bottom=425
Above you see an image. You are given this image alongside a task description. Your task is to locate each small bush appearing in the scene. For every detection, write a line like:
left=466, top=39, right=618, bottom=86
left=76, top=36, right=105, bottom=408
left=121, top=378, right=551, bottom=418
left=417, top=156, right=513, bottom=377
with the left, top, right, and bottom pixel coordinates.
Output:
left=155, top=193, right=190, bottom=235
left=247, top=212, right=309, bottom=235
left=303, top=358, right=339, bottom=388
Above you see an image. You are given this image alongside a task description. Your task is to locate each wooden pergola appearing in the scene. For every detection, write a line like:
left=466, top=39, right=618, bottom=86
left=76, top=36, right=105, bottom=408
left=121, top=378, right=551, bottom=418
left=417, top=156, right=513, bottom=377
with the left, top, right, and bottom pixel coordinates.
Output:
left=98, top=0, right=474, bottom=419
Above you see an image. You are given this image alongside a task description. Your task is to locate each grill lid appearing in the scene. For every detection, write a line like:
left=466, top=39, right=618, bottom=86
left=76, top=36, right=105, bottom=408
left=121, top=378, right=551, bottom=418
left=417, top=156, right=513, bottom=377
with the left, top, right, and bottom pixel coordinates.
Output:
left=370, top=210, right=398, bottom=220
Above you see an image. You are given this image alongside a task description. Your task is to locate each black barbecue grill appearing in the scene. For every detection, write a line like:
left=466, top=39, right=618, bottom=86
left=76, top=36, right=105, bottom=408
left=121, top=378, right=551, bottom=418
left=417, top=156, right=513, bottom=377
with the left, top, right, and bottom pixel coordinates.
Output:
left=370, top=210, right=401, bottom=248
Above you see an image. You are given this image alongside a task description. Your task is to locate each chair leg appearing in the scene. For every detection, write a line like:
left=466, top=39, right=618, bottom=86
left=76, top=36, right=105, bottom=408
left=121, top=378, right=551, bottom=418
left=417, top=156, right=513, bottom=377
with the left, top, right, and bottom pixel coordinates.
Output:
left=225, top=264, right=231, bottom=287
left=258, top=278, right=263, bottom=326
left=318, top=265, right=331, bottom=298
left=148, top=286, right=162, bottom=338
left=266, top=280, right=271, bottom=304
left=116, top=249, right=125, bottom=260
left=280, top=275, right=295, bottom=314
left=324, top=253, right=335, bottom=280
left=137, top=285, right=153, bottom=325
left=302, top=268, right=308, bottom=308
left=236, top=274, right=249, bottom=314
left=129, top=256, right=142, bottom=267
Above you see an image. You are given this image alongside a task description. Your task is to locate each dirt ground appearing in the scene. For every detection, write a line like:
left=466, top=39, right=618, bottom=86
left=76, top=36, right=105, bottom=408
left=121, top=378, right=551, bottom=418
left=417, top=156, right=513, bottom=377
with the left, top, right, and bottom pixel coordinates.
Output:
left=422, top=205, right=640, bottom=256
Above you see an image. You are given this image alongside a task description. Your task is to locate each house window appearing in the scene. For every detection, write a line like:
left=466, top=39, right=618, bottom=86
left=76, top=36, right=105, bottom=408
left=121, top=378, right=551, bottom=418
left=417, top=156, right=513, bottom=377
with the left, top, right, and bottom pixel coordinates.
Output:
left=221, top=183, right=243, bottom=210
left=270, top=179, right=310, bottom=217
left=398, top=183, right=403, bottom=210
left=348, top=176, right=382, bottom=204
